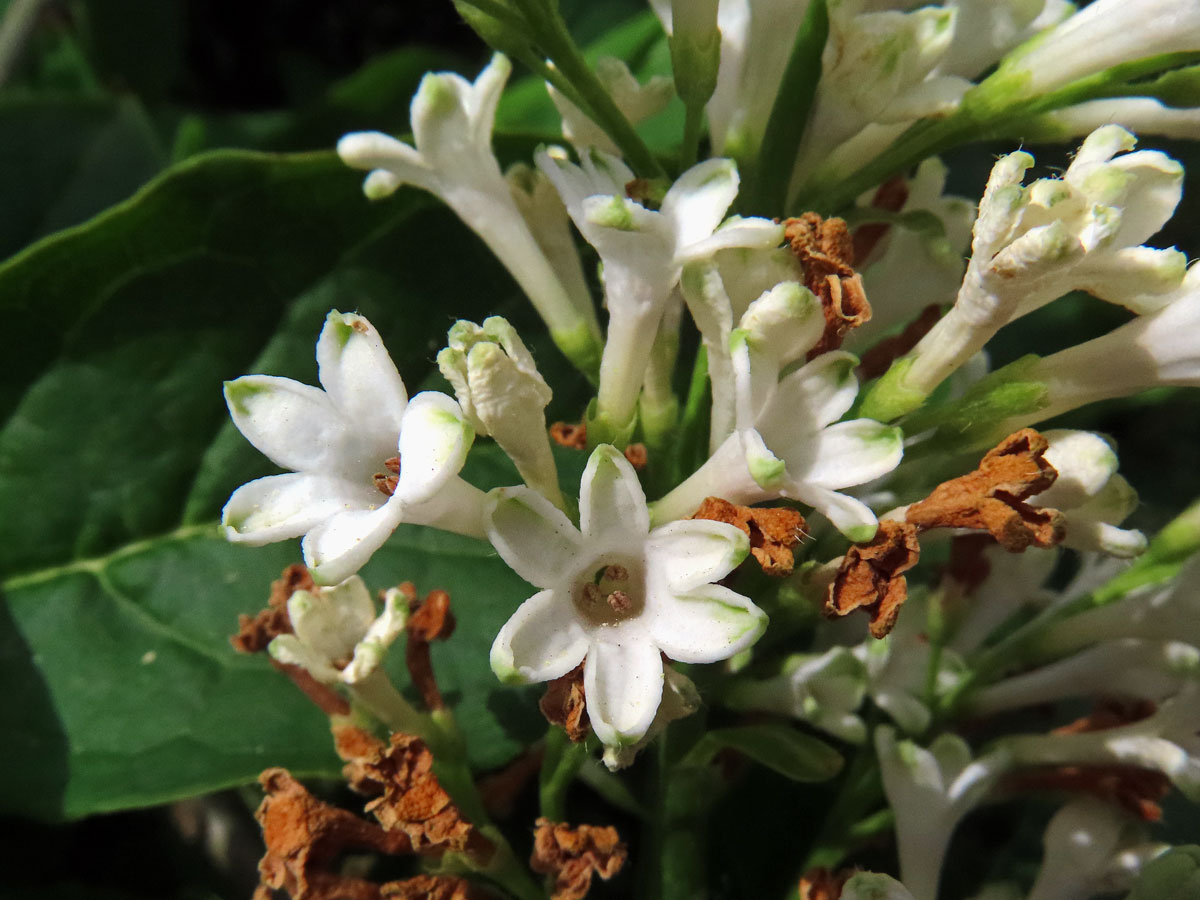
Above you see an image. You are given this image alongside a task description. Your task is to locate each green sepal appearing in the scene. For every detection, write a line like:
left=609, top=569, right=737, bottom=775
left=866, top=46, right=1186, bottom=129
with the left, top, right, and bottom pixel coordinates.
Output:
left=584, top=397, right=638, bottom=450
left=858, top=356, right=929, bottom=423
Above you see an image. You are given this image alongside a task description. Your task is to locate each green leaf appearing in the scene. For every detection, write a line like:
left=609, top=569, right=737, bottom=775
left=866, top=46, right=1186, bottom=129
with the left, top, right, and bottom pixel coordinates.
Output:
left=683, top=723, right=844, bottom=783
left=0, top=94, right=165, bottom=260
left=0, top=147, right=592, bottom=820
left=1125, top=846, right=1200, bottom=900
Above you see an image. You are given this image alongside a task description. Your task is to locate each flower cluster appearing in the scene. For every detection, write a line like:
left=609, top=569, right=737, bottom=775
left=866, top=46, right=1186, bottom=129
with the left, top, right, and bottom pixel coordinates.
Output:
left=221, top=3, right=1200, bottom=898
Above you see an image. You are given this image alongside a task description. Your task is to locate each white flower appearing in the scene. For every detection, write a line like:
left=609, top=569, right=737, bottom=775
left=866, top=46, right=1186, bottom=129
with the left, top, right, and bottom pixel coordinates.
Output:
left=1027, top=798, right=1167, bottom=900
left=268, top=579, right=407, bottom=685
left=1039, top=555, right=1200, bottom=657
left=1033, top=429, right=1146, bottom=557
left=547, top=57, right=673, bottom=154
left=1024, top=97, right=1200, bottom=144
left=841, top=871, right=917, bottom=900
left=877, top=726, right=1011, bottom=900
left=1010, top=264, right=1200, bottom=428
left=868, top=126, right=1186, bottom=414
left=603, top=665, right=700, bottom=770
left=336, top=54, right=602, bottom=373
left=654, top=282, right=904, bottom=539
left=538, top=147, right=781, bottom=439
left=723, top=646, right=869, bottom=744
left=222, top=311, right=483, bottom=585
left=999, top=682, right=1200, bottom=800
left=995, top=0, right=1200, bottom=101
left=968, top=638, right=1200, bottom=717
left=437, top=316, right=562, bottom=508
left=651, top=0, right=809, bottom=158
left=947, top=544, right=1057, bottom=656
left=485, top=444, right=767, bottom=753
left=853, top=158, right=976, bottom=342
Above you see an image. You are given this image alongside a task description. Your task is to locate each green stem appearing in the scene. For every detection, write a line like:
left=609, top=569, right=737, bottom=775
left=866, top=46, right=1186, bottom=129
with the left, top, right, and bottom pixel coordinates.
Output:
left=669, top=347, right=711, bottom=490
left=798, top=741, right=884, bottom=874
left=510, top=0, right=664, bottom=177
left=742, top=0, right=828, bottom=217
left=680, top=103, right=704, bottom=171
left=539, top=728, right=588, bottom=821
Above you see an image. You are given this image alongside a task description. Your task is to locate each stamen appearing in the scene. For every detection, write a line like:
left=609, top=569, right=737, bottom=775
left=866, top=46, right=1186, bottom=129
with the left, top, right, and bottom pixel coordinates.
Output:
left=374, top=473, right=398, bottom=496
left=581, top=583, right=603, bottom=604
left=603, top=565, right=629, bottom=582
left=606, top=591, right=632, bottom=613
left=384, top=456, right=401, bottom=473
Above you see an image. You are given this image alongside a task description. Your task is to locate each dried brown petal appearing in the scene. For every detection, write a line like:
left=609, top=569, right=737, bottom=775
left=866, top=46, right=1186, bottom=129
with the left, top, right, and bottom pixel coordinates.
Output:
left=540, top=664, right=590, bottom=742
left=531, top=818, right=628, bottom=900
left=255, top=767, right=410, bottom=900
left=905, top=429, right=1065, bottom=551
left=232, top=564, right=312, bottom=654
left=691, top=496, right=806, bottom=576
left=824, top=520, right=921, bottom=638
left=405, top=587, right=455, bottom=711
left=332, top=721, right=387, bottom=797
left=798, top=867, right=854, bottom=900
left=1005, top=764, right=1170, bottom=822
left=360, top=734, right=492, bottom=862
left=784, top=213, right=873, bottom=359
left=380, top=875, right=480, bottom=900
left=856, top=304, right=941, bottom=381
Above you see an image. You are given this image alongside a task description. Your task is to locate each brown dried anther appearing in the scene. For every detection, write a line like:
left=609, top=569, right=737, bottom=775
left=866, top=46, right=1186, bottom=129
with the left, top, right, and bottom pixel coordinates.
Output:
left=540, top=663, right=590, bottom=742
left=531, top=818, right=628, bottom=900
left=254, top=767, right=412, bottom=900
left=905, top=429, right=1065, bottom=552
left=857, top=304, right=941, bottom=381
left=824, top=520, right=921, bottom=638
left=404, top=585, right=456, bottom=711
left=549, top=422, right=648, bottom=469
left=691, top=496, right=806, bottom=576
left=1004, top=765, right=1171, bottom=823
left=374, top=456, right=401, bottom=497
left=784, top=213, right=872, bottom=359
left=798, top=867, right=854, bottom=900
left=359, top=734, right=492, bottom=862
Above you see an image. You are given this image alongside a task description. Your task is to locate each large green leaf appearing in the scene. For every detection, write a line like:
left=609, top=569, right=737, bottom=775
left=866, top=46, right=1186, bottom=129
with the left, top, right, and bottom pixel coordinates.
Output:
left=0, top=147, right=593, bottom=820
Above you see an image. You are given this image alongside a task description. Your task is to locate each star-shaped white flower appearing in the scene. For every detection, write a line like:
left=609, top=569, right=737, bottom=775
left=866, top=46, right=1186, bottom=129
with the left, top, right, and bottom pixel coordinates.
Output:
left=538, top=147, right=781, bottom=439
left=654, top=281, right=904, bottom=540
left=485, top=444, right=767, bottom=751
left=268, top=579, right=408, bottom=685
left=222, top=311, right=483, bottom=584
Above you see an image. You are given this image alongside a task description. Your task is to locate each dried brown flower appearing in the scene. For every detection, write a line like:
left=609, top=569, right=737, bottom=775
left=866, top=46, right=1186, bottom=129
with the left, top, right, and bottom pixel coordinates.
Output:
left=824, top=520, right=921, bottom=638
left=1004, top=765, right=1171, bottom=822
left=405, top=586, right=456, bottom=711
left=691, top=496, right=806, bottom=576
left=380, top=875, right=480, bottom=900
left=531, top=818, right=628, bottom=900
left=784, top=213, right=872, bottom=359
left=905, top=429, right=1065, bottom=551
left=540, top=664, right=590, bottom=742
left=254, top=768, right=411, bottom=900
left=359, top=734, right=492, bottom=862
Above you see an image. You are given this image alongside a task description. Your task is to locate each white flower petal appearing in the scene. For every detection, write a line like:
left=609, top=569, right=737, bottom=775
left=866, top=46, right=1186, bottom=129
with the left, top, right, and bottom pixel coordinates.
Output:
left=647, top=583, right=767, bottom=664
left=787, top=483, right=880, bottom=543
left=579, top=444, right=651, bottom=541
left=802, top=419, right=905, bottom=489
left=485, top=486, right=585, bottom=588
left=222, top=472, right=378, bottom=544
left=336, top=131, right=432, bottom=189
left=680, top=216, right=785, bottom=262
left=490, top=588, right=589, bottom=684
left=661, top=158, right=739, bottom=250
left=644, top=519, right=750, bottom=593
left=223, top=375, right=351, bottom=474
left=288, top=577, right=376, bottom=662
left=763, top=351, right=861, bottom=437
left=1103, top=150, right=1185, bottom=248
left=585, top=639, right=665, bottom=745
left=316, top=311, right=408, bottom=438
left=393, top=392, right=474, bottom=504
left=301, top=499, right=407, bottom=585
